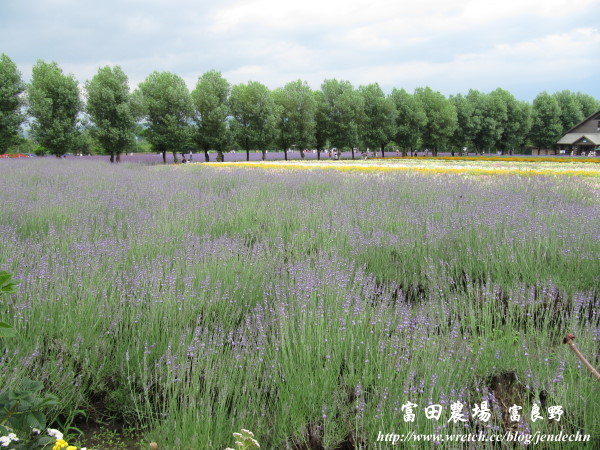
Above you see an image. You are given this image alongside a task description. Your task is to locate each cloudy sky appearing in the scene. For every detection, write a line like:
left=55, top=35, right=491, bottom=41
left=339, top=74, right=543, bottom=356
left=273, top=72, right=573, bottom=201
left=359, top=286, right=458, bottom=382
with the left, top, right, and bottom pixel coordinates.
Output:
left=1, top=0, right=599, bottom=101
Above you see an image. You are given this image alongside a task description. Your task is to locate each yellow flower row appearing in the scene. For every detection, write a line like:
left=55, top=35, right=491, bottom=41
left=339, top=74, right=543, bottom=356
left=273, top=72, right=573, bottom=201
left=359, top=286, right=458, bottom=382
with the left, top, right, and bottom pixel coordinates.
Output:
left=202, top=162, right=599, bottom=177
left=376, top=156, right=600, bottom=164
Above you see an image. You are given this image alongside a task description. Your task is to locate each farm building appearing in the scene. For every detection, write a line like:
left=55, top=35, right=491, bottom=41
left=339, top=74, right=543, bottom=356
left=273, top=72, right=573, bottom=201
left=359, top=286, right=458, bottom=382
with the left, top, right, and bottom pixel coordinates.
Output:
left=556, top=110, right=600, bottom=156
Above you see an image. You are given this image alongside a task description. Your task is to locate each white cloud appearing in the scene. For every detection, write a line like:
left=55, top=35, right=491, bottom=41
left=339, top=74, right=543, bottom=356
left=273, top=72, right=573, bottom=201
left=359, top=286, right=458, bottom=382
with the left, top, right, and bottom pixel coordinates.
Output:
left=461, top=0, right=596, bottom=23
left=125, top=16, right=161, bottom=34
left=343, top=27, right=392, bottom=50
left=2, top=0, right=599, bottom=99
left=211, top=0, right=596, bottom=33
left=491, top=27, right=600, bottom=58
left=345, top=27, right=600, bottom=92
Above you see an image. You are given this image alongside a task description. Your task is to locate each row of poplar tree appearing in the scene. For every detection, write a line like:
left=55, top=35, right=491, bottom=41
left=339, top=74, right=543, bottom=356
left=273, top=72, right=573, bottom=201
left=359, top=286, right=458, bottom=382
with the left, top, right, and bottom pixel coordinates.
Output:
left=1, top=54, right=599, bottom=162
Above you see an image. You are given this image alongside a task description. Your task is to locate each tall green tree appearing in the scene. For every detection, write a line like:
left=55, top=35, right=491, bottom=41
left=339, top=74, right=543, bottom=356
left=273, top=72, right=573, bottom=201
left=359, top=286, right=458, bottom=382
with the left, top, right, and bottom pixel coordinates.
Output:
left=512, top=101, right=532, bottom=153
left=359, top=83, right=397, bottom=157
left=530, top=92, right=562, bottom=151
left=138, top=71, right=193, bottom=164
left=321, top=79, right=364, bottom=159
left=391, top=88, right=427, bottom=156
left=449, top=93, right=476, bottom=155
left=553, top=90, right=584, bottom=133
left=0, top=54, right=26, bottom=154
left=191, top=70, right=231, bottom=162
left=493, top=89, right=531, bottom=155
left=28, top=60, right=82, bottom=157
left=86, top=66, right=136, bottom=163
left=414, top=87, right=457, bottom=156
left=229, top=81, right=278, bottom=161
left=313, top=90, right=328, bottom=160
left=465, top=89, right=507, bottom=154
left=573, top=92, right=600, bottom=118
left=272, top=80, right=316, bottom=161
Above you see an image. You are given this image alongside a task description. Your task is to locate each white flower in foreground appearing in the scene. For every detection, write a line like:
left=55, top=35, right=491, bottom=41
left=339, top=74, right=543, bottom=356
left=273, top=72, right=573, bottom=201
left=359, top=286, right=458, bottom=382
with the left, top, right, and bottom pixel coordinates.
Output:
left=0, top=433, right=18, bottom=447
left=32, top=428, right=41, bottom=435
left=47, top=428, right=64, bottom=440
left=241, top=429, right=254, bottom=437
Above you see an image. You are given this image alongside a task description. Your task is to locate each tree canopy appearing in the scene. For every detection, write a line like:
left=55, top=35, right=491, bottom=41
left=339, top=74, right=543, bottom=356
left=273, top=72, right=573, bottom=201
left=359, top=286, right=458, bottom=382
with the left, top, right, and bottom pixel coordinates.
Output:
left=494, top=89, right=531, bottom=155
left=414, top=87, right=457, bottom=156
left=229, top=81, right=278, bottom=161
left=272, top=80, right=316, bottom=160
left=3, top=54, right=600, bottom=159
left=138, top=71, right=193, bottom=163
left=530, top=92, right=563, bottom=149
left=0, top=54, right=26, bottom=154
left=28, top=60, right=82, bottom=157
left=321, top=79, right=364, bottom=158
left=466, top=89, right=507, bottom=154
left=359, top=83, right=397, bottom=157
left=191, top=70, right=231, bottom=162
left=392, top=88, right=427, bottom=155
left=86, top=66, right=137, bottom=162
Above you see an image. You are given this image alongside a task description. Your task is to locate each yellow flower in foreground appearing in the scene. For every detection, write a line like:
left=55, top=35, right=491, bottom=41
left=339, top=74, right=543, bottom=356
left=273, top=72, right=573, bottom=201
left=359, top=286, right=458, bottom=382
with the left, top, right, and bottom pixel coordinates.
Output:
left=52, top=439, right=69, bottom=450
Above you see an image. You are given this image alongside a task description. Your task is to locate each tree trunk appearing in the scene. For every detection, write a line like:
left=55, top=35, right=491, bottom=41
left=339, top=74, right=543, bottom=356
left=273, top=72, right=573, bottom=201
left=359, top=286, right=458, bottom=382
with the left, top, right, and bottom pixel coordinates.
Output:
left=246, top=149, right=250, bottom=161
left=351, top=147, right=355, bottom=160
left=262, top=150, right=266, bottom=161
left=172, top=151, right=178, bottom=163
left=317, top=149, right=321, bottom=160
left=110, top=152, right=115, bottom=163
left=217, top=150, right=224, bottom=162
left=204, top=150, right=209, bottom=162
left=116, top=152, right=121, bottom=163
left=284, top=149, right=288, bottom=161
left=162, top=151, right=166, bottom=164
left=381, top=147, right=385, bottom=158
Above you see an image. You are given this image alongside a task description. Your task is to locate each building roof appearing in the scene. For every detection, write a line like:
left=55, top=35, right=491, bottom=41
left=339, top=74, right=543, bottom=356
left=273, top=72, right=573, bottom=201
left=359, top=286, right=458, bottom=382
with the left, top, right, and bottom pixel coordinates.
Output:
left=563, top=109, right=600, bottom=134
left=557, top=133, right=600, bottom=145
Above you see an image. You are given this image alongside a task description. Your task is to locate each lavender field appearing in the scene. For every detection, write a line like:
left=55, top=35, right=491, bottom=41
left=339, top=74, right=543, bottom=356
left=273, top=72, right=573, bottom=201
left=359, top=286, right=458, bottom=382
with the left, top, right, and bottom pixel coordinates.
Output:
left=0, top=159, right=598, bottom=449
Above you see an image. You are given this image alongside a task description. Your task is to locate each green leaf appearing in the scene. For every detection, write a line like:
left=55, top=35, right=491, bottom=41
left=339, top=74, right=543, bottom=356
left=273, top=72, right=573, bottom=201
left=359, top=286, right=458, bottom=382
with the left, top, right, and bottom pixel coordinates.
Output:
left=0, top=322, right=18, bottom=338
left=35, top=435, right=56, bottom=446
left=0, top=271, right=20, bottom=295
left=37, top=395, right=59, bottom=408
left=26, top=410, right=46, bottom=429
left=19, top=379, right=44, bottom=394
